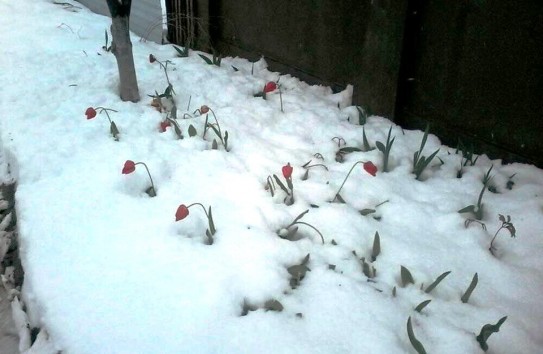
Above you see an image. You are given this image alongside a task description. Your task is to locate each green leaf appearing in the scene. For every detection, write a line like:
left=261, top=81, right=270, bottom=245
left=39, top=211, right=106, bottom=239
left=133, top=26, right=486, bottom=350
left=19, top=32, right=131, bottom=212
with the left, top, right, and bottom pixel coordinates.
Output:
left=212, top=139, right=218, bottom=150
left=286, top=176, right=293, bottom=191
left=173, top=45, right=188, bottom=57
left=476, top=316, right=507, bottom=352
left=356, top=106, right=367, bottom=125
left=334, top=194, right=346, bottom=203
left=205, top=229, right=213, bottom=245
left=376, top=141, right=386, bottom=153
left=208, top=206, right=216, bottom=235
left=284, top=226, right=298, bottom=240
left=387, top=137, right=396, bottom=153
left=288, top=260, right=310, bottom=288
left=362, top=259, right=375, bottom=278
left=461, top=273, right=478, bottom=303
left=474, top=204, right=484, bottom=220
left=414, top=149, right=440, bottom=180
left=458, top=205, right=476, bottom=214
left=172, top=121, right=183, bottom=139
left=360, top=208, right=376, bottom=216
left=415, top=300, right=432, bottom=313
left=198, top=53, right=213, bottom=65
left=145, top=186, right=156, bottom=198
left=288, top=265, right=309, bottom=278
left=188, top=124, right=197, bottom=137
left=272, top=174, right=290, bottom=195
left=401, top=266, right=415, bottom=287
left=264, top=299, right=283, bottom=312
left=338, top=147, right=363, bottom=153
left=207, top=123, right=222, bottom=140
left=110, top=121, right=120, bottom=140
left=371, top=231, right=380, bottom=262
left=291, top=210, right=309, bottom=225
left=407, top=317, right=427, bottom=354
left=392, top=286, right=397, bottom=297
left=362, top=127, right=373, bottom=151
left=170, top=105, right=177, bottom=119
left=164, top=84, right=174, bottom=98
left=424, top=271, right=451, bottom=294
left=224, top=130, right=229, bottom=150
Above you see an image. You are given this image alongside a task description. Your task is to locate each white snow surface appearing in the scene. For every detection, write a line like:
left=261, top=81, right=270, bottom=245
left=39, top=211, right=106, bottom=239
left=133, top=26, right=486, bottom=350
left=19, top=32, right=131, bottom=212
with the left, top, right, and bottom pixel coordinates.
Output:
left=1, top=1, right=543, bottom=353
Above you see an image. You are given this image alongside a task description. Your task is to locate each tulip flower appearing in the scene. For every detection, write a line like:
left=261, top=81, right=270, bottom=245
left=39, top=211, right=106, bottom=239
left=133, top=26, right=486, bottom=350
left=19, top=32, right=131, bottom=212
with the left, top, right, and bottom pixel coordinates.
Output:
left=282, top=163, right=293, bottom=179
left=363, top=161, right=378, bottom=176
left=175, top=204, right=189, bottom=221
left=159, top=120, right=171, bottom=132
left=264, top=82, right=277, bottom=93
left=85, top=107, right=97, bottom=119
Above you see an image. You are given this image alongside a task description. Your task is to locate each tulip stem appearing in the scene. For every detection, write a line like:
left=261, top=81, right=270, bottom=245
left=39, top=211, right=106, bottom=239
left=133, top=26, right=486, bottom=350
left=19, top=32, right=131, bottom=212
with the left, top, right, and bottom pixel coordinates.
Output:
left=334, top=160, right=364, bottom=199
left=95, top=107, right=118, bottom=124
left=135, top=162, right=155, bottom=193
left=186, top=202, right=215, bottom=236
left=291, top=221, right=324, bottom=244
left=187, top=202, right=209, bottom=219
left=279, top=85, right=283, bottom=113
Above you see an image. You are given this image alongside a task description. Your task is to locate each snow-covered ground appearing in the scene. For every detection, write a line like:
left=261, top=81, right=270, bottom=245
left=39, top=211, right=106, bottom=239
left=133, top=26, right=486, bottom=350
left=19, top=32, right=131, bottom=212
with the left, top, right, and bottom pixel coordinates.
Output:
left=1, top=1, right=542, bottom=353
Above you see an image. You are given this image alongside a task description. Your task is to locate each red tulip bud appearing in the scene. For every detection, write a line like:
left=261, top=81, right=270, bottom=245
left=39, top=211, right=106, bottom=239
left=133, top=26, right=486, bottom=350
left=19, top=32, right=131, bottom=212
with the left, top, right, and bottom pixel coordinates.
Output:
left=175, top=204, right=190, bottom=221
left=149, top=54, right=156, bottom=63
left=363, top=161, right=378, bottom=176
left=85, top=107, right=97, bottom=119
left=264, top=82, right=277, bottom=93
left=200, top=105, right=210, bottom=114
left=122, top=160, right=136, bottom=174
left=159, top=120, right=171, bottom=132
left=282, top=163, right=293, bottom=179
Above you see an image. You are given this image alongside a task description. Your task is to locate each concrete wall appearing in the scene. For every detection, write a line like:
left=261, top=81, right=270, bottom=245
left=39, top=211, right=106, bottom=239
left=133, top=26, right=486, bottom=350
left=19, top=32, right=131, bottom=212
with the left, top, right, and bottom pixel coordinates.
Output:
left=76, top=0, right=164, bottom=43
left=208, top=0, right=407, bottom=118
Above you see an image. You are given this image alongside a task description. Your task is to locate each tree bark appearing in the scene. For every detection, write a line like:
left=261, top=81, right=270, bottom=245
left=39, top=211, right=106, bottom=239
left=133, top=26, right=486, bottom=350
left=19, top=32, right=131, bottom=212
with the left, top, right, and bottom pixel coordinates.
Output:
left=106, top=0, right=140, bottom=102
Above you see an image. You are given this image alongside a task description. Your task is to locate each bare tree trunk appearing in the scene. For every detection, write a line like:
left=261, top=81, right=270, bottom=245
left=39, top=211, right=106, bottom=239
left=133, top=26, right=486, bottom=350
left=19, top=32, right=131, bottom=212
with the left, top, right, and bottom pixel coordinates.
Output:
left=106, top=0, right=140, bottom=102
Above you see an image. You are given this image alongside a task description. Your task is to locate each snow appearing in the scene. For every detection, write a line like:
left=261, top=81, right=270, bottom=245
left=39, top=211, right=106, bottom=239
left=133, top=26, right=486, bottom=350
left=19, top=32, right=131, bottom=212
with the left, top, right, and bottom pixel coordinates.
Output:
left=1, top=1, right=543, bottom=353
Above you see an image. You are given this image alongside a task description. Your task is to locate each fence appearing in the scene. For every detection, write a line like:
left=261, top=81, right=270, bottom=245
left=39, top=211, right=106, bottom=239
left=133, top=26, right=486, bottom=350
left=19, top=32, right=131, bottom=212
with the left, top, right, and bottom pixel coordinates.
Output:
left=76, top=0, right=164, bottom=43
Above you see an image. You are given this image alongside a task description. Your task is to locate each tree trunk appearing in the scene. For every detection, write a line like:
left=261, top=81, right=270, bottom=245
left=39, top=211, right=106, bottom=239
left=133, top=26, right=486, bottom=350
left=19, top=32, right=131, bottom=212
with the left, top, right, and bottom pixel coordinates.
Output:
left=106, top=0, right=140, bottom=102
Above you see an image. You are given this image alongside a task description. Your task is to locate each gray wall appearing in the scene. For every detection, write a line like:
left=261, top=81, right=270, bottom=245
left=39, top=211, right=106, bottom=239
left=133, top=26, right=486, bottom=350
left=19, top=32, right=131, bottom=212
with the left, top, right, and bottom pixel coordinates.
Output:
left=76, top=0, right=164, bottom=43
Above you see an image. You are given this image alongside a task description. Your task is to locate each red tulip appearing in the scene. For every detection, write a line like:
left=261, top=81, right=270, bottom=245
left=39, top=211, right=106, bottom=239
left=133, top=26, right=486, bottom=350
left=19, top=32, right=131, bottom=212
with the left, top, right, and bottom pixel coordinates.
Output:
left=363, top=161, right=377, bottom=176
left=264, top=82, right=277, bottom=93
left=122, top=160, right=136, bottom=174
left=149, top=54, right=156, bottom=63
left=159, top=120, right=170, bottom=132
left=85, top=107, right=97, bottom=119
left=200, top=105, right=210, bottom=114
left=175, top=204, right=189, bottom=221
left=282, top=163, right=293, bottom=179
